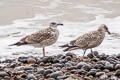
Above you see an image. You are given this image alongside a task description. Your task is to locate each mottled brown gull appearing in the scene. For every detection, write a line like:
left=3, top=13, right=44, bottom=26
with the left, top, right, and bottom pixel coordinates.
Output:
left=10, top=22, right=63, bottom=57
left=60, top=24, right=111, bottom=57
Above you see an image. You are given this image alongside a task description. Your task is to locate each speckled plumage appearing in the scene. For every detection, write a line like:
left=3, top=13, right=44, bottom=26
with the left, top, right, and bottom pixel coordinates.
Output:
left=20, top=28, right=59, bottom=47
left=10, top=22, right=63, bottom=56
left=60, top=24, right=111, bottom=57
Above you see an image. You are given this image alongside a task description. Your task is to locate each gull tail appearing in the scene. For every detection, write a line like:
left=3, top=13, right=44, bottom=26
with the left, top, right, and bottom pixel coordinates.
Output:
left=9, top=42, right=27, bottom=46
left=63, top=46, right=80, bottom=52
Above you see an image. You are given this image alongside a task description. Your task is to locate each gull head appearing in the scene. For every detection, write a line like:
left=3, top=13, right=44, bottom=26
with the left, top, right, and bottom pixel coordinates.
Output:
left=98, top=24, right=111, bottom=35
left=50, top=22, right=63, bottom=29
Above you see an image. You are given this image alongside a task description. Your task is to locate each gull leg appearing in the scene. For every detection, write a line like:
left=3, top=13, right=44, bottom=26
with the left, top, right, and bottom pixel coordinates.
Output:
left=43, top=47, right=45, bottom=57
left=90, top=48, right=96, bottom=57
left=78, top=50, right=87, bottom=62
left=83, top=49, right=87, bottom=58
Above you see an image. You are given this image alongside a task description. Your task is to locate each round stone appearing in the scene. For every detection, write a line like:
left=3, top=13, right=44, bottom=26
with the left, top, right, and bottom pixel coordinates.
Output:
left=76, top=62, right=88, bottom=69
left=115, top=64, right=120, bottom=70
left=100, top=74, right=108, bottom=80
left=115, top=69, right=120, bottom=76
left=43, top=69, right=53, bottom=77
left=77, top=69, right=87, bottom=75
left=50, top=71, right=63, bottom=79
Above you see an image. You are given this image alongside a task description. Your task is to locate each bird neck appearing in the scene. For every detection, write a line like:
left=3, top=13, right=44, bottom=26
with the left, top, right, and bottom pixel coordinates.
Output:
left=98, top=29, right=105, bottom=35
left=50, top=26, right=57, bottom=30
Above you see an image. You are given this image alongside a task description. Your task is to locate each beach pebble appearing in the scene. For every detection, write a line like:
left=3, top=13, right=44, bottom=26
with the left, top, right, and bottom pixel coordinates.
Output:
left=115, top=69, right=120, bottom=76
left=104, top=62, right=114, bottom=71
left=42, top=56, right=53, bottom=63
left=81, top=64, right=91, bottom=71
left=116, top=53, right=120, bottom=58
left=52, top=63, right=64, bottom=68
left=77, top=69, right=87, bottom=75
left=2, top=59, right=14, bottom=63
left=43, top=69, right=53, bottom=77
left=18, top=57, right=28, bottom=63
left=20, top=73, right=28, bottom=79
left=65, top=56, right=72, bottom=61
left=60, top=59, right=68, bottom=63
left=115, top=64, right=120, bottom=70
left=87, top=69, right=97, bottom=76
left=27, top=73, right=36, bottom=79
left=66, top=52, right=76, bottom=58
left=96, top=72, right=105, bottom=77
left=37, top=69, right=45, bottom=74
left=100, top=74, right=108, bottom=80
left=76, top=62, right=88, bottom=69
left=98, top=53, right=108, bottom=60
left=57, top=75, right=69, bottom=79
left=4, top=76, right=10, bottom=79
left=52, top=58, right=59, bottom=63
left=94, top=63, right=104, bottom=69
left=56, top=54, right=64, bottom=59
left=87, top=51, right=99, bottom=58
left=27, top=57, right=36, bottom=64
left=110, top=76, right=118, bottom=80
left=67, top=66, right=77, bottom=70
left=49, top=78, right=56, bottom=80
left=0, top=71, right=9, bottom=77
left=50, top=71, right=63, bottom=79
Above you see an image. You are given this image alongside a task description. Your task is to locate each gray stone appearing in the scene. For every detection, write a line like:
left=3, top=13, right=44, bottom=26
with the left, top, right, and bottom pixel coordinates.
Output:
left=0, top=71, right=9, bottom=77
left=104, top=61, right=114, bottom=70
left=52, top=63, right=64, bottom=68
left=77, top=69, right=87, bottom=75
left=94, top=64, right=104, bottom=69
left=76, top=62, right=88, bottom=69
left=27, top=73, right=36, bottom=79
left=18, top=56, right=28, bottom=63
left=20, top=73, right=28, bottom=79
left=50, top=71, right=63, bottom=79
left=110, top=76, right=118, bottom=80
left=115, top=64, right=120, bottom=70
left=37, top=69, right=45, bottom=74
left=43, top=69, right=53, bottom=77
left=116, top=53, right=120, bottom=58
left=65, top=56, right=71, bottom=61
left=66, top=52, right=76, bottom=58
left=42, top=56, right=54, bottom=63
left=67, top=66, right=77, bottom=70
left=87, top=51, right=99, bottom=58
left=115, top=69, right=120, bottom=76
left=98, top=53, right=108, bottom=60
left=96, top=72, right=105, bottom=77
left=57, top=75, right=69, bottom=79
left=81, top=64, right=91, bottom=71
left=100, top=74, right=108, bottom=80
left=87, top=69, right=97, bottom=76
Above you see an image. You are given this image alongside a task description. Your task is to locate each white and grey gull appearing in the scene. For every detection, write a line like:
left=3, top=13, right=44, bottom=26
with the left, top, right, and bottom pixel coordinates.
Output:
left=60, top=24, right=111, bottom=57
left=10, top=22, right=63, bottom=57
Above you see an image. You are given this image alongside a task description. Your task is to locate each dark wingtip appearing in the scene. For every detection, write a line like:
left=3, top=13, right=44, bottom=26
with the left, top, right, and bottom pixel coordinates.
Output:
left=9, top=42, right=20, bottom=46
left=9, top=42, right=27, bottom=46
left=59, top=44, right=69, bottom=48
left=63, top=48, right=70, bottom=52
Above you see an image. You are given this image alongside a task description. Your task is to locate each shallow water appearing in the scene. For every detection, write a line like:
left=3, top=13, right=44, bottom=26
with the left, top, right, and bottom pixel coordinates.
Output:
left=0, top=0, right=120, bottom=58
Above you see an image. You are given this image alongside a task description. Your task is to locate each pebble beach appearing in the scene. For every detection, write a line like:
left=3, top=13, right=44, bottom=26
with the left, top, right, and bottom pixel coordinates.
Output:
left=0, top=51, right=120, bottom=80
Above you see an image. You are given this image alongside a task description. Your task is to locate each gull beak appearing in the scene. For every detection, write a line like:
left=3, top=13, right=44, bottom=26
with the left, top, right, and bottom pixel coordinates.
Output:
left=57, top=23, right=63, bottom=26
left=107, top=30, right=111, bottom=35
